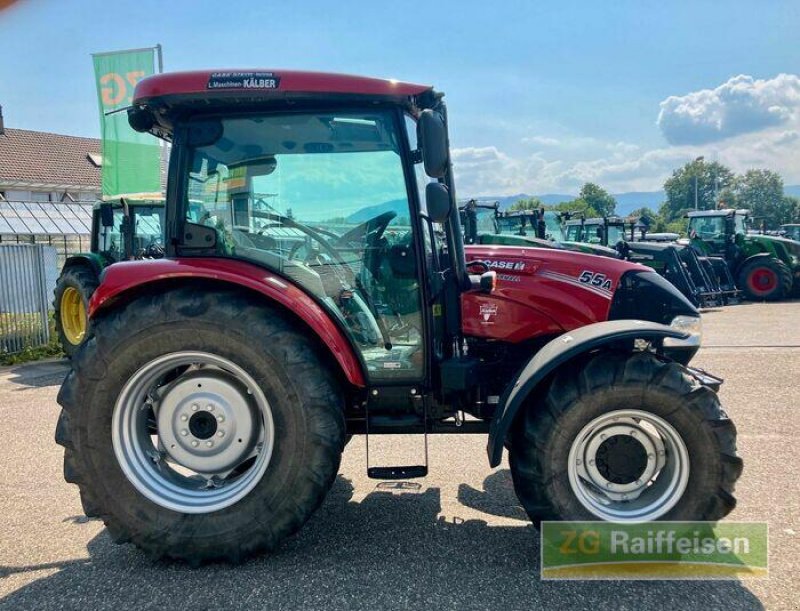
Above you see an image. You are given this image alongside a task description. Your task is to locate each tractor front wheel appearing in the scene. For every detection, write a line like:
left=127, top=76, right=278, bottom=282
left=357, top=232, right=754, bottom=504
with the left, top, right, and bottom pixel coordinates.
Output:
left=510, top=352, right=742, bottom=524
left=55, top=288, right=345, bottom=564
left=53, top=266, right=98, bottom=357
left=738, top=258, right=790, bottom=301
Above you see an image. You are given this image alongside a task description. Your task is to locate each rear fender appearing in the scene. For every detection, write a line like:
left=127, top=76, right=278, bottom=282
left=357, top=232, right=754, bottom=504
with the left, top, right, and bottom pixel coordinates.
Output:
left=486, top=320, right=688, bottom=467
left=89, top=257, right=366, bottom=387
left=63, top=253, right=105, bottom=277
left=740, top=252, right=778, bottom=270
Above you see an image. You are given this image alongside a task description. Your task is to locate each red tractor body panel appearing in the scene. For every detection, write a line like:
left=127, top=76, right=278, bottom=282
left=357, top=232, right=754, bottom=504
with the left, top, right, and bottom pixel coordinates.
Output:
left=133, top=70, right=432, bottom=104
left=89, top=258, right=366, bottom=387
left=462, top=245, right=647, bottom=342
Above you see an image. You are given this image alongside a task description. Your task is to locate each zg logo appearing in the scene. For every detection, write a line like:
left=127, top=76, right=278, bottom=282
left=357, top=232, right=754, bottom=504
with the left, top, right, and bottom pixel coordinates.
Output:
left=100, top=71, right=146, bottom=107
left=559, top=529, right=600, bottom=554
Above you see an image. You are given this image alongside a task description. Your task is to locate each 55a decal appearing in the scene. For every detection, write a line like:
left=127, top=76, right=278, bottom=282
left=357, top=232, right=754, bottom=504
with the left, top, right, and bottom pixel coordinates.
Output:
left=579, top=270, right=612, bottom=290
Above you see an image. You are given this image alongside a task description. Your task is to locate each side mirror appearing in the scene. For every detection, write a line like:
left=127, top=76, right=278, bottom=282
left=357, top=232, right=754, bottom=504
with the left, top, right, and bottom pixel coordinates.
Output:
left=417, top=110, right=449, bottom=178
left=426, top=182, right=451, bottom=223
left=99, top=202, right=115, bottom=227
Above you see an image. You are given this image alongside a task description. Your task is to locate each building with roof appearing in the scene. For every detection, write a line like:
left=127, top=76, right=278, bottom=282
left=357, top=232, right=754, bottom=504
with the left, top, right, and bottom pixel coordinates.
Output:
left=0, top=108, right=101, bottom=257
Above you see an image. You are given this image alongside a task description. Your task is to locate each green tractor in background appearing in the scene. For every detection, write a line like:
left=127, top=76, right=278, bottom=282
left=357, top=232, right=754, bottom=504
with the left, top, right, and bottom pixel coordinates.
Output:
left=460, top=201, right=563, bottom=249
left=686, top=209, right=800, bottom=301
left=53, top=199, right=165, bottom=356
left=461, top=201, right=620, bottom=258
left=780, top=224, right=800, bottom=242
left=568, top=216, right=735, bottom=308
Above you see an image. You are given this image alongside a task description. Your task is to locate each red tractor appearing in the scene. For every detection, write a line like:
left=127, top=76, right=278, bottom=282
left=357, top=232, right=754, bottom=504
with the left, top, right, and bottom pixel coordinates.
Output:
left=56, top=70, right=741, bottom=564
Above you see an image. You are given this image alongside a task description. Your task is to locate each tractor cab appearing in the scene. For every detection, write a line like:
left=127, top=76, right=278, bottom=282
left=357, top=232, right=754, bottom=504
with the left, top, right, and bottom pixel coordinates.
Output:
left=686, top=209, right=749, bottom=257
left=92, top=198, right=166, bottom=263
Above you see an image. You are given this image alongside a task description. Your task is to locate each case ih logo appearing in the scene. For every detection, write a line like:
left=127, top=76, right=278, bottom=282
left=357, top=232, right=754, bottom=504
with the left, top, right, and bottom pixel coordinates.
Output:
left=483, top=260, right=526, bottom=272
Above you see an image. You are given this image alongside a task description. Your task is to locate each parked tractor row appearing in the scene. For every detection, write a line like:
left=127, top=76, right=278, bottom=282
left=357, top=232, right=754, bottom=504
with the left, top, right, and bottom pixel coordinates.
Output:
left=461, top=202, right=800, bottom=305
left=56, top=69, right=742, bottom=565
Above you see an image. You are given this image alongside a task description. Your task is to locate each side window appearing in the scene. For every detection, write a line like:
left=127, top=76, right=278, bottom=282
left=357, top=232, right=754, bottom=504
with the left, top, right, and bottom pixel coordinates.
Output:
left=185, top=112, right=425, bottom=382
left=97, top=209, right=125, bottom=259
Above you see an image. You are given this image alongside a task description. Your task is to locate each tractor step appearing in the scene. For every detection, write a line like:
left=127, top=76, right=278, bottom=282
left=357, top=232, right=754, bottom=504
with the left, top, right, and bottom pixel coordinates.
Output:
left=367, top=465, right=428, bottom=480
left=365, top=393, right=429, bottom=480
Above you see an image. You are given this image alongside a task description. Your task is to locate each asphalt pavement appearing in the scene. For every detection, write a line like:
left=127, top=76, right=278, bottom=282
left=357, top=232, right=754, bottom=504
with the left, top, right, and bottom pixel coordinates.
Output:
left=0, top=301, right=797, bottom=610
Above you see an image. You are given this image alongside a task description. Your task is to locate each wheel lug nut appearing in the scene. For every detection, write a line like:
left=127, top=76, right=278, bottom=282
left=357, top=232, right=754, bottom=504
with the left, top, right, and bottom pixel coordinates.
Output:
left=191, top=404, right=199, bottom=412
left=206, top=441, right=214, bottom=448
left=206, top=404, right=214, bottom=411
left=647, top=453, right=654, bottom=460
left=606, top=483, right=613, bottom=489
left=629, top=430, right=637, bottom=436
left=589, top=459, right=595, bottom=466
left=600, top=434, right=606, bottom=440
left=180, top=414, right=188, bottom=422
left=576, top=459, right=582, bottom=466
left=180, top=429, right=188, bottom=436
left=191, top=440, right=199, bottom=447
left=216, top=415, right=224, bottom=422
left=217, top=431, right=225, bottom=438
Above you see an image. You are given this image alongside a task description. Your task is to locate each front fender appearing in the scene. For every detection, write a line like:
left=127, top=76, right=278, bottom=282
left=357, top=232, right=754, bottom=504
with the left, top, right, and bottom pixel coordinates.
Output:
left=486, top=319, right=688, bottom=467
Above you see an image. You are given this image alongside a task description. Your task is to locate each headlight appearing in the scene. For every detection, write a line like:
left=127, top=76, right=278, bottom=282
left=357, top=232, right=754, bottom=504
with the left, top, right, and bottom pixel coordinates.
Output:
left=663, top=315, right=702, bottom=347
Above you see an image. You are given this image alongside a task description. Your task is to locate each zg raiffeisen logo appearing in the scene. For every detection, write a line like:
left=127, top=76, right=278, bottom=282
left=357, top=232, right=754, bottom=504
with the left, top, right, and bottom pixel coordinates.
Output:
left=541, top=522, right=768, bottom=579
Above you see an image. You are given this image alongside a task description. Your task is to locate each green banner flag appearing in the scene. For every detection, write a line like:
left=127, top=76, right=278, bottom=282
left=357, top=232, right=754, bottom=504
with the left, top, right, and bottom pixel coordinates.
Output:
left=92, top=48, right=161, bottom=199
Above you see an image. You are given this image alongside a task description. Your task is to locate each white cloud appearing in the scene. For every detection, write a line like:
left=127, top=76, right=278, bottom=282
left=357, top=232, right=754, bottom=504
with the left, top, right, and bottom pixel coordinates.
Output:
left=520, top=135, right=560, bottom=146
left=657, top=74, right=800, bottom=145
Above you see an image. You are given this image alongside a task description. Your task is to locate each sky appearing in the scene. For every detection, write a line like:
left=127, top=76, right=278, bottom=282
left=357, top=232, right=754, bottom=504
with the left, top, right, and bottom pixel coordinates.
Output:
left=2, top=0, right=800, bottom=196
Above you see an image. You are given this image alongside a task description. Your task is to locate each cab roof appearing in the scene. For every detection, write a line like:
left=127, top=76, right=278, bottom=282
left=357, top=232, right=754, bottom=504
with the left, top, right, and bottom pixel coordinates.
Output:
left=133, top=70, right=433, bottom=105
left=130, top=70, right=437, bottom=140
left=686, top=208, right=750, bottom=217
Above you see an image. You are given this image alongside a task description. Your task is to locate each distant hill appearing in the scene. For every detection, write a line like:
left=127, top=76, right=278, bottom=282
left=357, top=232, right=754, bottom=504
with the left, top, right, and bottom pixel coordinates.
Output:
left=347, top=186, right=800, bottom=224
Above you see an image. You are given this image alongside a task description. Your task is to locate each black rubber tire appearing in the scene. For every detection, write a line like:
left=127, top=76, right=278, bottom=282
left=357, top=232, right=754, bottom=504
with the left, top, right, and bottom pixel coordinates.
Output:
left=55, top=287, right=345, bottom=564
left=737, top=258, right=788, bottom=301
left=509, top=351, right=742, bottom=525
left=53, top=265, right=99, bottom=358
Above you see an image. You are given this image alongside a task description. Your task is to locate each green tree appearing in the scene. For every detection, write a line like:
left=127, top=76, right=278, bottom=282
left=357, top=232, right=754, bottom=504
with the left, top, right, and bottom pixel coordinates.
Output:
left=734, top=169, right=786, bottom=228
left=577, top=182, right=616, bottom=217
left=663, top=159, right=735, bottom=221
left=509, top=197, right=543, bottom=211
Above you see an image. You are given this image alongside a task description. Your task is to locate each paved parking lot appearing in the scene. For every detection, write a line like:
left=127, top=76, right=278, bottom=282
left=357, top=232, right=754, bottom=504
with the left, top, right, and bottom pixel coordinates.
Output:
left=0, top=301, right=798, bottom=610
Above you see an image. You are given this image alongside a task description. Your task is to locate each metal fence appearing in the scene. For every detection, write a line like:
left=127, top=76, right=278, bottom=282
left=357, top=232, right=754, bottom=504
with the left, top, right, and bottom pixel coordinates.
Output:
left=0, top=244, right=58, bottom=354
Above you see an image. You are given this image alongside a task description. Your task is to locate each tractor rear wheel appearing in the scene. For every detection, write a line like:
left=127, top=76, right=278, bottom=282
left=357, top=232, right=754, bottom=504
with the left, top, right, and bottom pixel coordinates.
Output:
left=55, top=288, right=345, bottom=564
left=509, top=351, right=741, bottom=524
left=53, top=266, right=98, bottom=357
left=738, top=258, right=789, bottom=301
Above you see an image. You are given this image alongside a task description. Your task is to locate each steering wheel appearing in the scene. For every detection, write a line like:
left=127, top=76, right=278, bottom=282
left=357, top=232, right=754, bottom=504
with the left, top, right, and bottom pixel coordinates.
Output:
left=334, top=211, right=397, bottom=249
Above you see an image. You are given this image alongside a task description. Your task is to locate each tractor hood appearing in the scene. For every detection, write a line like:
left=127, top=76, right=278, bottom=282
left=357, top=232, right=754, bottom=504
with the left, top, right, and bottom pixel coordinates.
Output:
left=462, top=245, right=698, bottom=344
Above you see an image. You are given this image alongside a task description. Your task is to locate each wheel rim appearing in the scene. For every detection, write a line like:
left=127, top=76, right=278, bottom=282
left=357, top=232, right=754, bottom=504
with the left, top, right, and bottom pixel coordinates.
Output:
left=112, top=351, right=275, bottom=514
left=60, top=287, right=87, bottom=345
left=567, top=409, right=690, bottom=521
left=747, top=267, right=778, bottom=295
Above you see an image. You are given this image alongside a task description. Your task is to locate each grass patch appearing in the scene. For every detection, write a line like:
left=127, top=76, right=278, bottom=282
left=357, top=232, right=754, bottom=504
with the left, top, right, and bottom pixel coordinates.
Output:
left=1, top=313, right=64, bottom=366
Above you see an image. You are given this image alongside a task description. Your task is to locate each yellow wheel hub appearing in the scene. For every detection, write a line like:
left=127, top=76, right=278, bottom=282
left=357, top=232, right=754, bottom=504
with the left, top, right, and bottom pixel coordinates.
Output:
left=60, top=287, right=87, bottom=345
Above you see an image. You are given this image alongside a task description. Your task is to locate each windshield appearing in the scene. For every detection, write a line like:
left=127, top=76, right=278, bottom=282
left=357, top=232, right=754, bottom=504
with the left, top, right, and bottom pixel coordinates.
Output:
left=607, top=224, right=625, bottom=244
left=543, top=212, right=565, bottom=242
left=183, top=110, right=424, bottom=382
left=565, top=223, right=583, bottom=241
left=497, top=215, right=531, bottom=235
left=689, top=215, right=725, bottom=239
left=734, top=213, right=747, bottom=235
left=96, top=203, right=164, bottom=260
